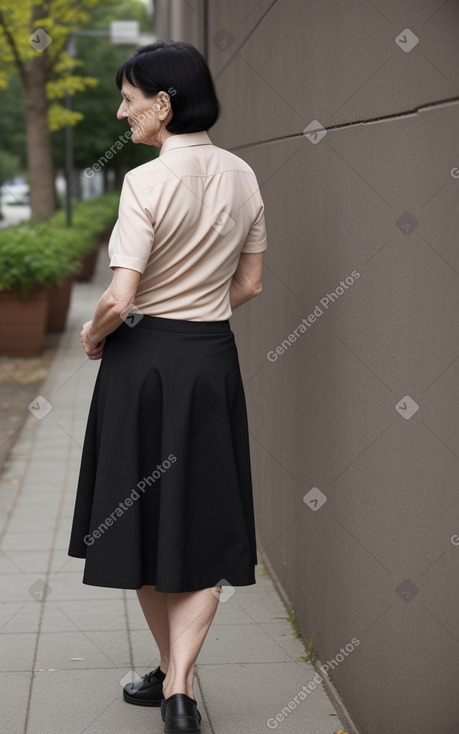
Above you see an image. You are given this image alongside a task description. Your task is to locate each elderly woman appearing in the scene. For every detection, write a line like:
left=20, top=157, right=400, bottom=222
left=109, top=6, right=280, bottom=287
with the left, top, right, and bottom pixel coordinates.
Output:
left=68, top=40, right=267, bottom=734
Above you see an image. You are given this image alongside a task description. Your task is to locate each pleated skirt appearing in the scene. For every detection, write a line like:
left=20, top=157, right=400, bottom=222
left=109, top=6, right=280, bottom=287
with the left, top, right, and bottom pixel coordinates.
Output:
left=67, top=314, right=258, bottom=592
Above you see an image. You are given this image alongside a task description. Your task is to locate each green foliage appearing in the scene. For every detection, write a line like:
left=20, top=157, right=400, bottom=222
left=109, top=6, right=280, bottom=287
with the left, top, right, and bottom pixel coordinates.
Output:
left=0, top=226, right=81, bottom=297
left=275, top=603, right=319, bottom=663
left=300, top=630, right=318, bottom=664
left=0, top=0, right=155, bottom=178
left=0, top=76, right=27, bottom=170
left=0, top=193, right=119, bottom=296
left=53, top=0, right=154, bottom=173
left=0, top=150, right=22, bottom=186
left=0, top=0, right=113, bottom=132
left=47, top=72, right=99, bottom=131
left=51, top=192, right=120, bottom=251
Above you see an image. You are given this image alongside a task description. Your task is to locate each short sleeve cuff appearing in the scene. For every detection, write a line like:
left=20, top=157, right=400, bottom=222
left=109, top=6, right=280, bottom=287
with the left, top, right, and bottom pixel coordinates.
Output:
left=241, top=239, right=267, bottom=253
left=109, top=254, right=147, bottom=273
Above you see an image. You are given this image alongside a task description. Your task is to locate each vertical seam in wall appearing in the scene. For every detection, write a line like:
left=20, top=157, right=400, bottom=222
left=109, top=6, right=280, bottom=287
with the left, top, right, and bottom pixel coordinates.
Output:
left=203, top=0, right=209, bottom=61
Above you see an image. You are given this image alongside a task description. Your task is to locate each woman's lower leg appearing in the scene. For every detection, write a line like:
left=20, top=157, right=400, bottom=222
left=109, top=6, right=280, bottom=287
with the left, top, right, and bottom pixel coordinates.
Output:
left=162, top=586, right=221, bottom=700
left=136, top=585, right=170, bottom=674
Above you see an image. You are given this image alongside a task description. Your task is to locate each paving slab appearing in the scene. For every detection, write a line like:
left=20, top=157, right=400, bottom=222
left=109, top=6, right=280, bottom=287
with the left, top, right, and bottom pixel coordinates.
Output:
left=0, top=672, right=31, bottom=733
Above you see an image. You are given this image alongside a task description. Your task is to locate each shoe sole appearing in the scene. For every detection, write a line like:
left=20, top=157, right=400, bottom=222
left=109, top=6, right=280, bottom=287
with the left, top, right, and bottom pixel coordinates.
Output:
left=123, top=690, right=163, bottom=707
left=163, top=715, right=202, bottom=732
left=162, top=709, right=202, bottom=731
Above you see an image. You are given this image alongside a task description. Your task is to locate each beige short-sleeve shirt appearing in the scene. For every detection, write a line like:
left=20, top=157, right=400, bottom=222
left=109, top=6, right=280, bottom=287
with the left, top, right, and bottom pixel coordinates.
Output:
left=108, top=130, right=267, bottom=321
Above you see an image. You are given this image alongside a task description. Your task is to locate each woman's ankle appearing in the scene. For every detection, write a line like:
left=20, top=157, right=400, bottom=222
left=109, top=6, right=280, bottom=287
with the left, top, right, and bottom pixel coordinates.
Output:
left=162, top=672, right=195, bottom=701
left=163, top=683, right=194, bottom=700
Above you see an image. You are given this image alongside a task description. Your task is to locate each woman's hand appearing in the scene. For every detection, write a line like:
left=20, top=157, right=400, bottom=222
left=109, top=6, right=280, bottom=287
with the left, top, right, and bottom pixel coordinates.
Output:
left=80, top=321, right=106, bottom=360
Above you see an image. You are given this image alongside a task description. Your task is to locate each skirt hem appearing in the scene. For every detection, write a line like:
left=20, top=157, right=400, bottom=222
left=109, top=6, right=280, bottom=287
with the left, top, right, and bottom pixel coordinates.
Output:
left=79, top=569, right=257, bottom=592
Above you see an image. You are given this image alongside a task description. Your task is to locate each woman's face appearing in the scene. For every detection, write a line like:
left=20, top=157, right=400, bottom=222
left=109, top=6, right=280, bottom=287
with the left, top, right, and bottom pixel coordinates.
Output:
left=116, top=78, right=172, bottom=146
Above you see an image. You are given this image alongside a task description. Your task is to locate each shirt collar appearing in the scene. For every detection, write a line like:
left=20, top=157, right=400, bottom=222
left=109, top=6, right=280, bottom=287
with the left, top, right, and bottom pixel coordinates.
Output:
left=159, top=131, right=213, bottom=156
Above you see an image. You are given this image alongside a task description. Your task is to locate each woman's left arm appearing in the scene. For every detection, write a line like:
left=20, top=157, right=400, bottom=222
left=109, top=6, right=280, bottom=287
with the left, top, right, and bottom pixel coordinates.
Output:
left=80, top=266, right=142, bottom=360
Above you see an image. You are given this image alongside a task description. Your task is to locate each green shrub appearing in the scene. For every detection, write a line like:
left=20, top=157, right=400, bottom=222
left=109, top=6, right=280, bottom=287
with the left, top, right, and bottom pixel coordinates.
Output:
left=50, top=193, right=120, bottom=256
left=0, top=193, right=119, bottom=297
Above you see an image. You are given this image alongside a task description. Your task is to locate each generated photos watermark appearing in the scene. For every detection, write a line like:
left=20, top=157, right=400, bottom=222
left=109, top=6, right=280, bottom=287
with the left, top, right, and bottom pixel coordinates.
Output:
left=84, top=454, right=177, bottom=546
left=28, top=578, right=52, bottom=602
left=27, top=395, right=53, bottom=420
left=28, top=28, right=52, bottom=52
left=266, top=637, right=360, bottom=729
left=211, top=579, right=236, bottom=603
left=267, top=270, right=360, bottom=362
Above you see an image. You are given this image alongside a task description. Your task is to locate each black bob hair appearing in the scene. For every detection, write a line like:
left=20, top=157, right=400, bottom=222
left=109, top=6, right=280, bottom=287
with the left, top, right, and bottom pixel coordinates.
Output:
left=116, top=40, right=221, bottom=134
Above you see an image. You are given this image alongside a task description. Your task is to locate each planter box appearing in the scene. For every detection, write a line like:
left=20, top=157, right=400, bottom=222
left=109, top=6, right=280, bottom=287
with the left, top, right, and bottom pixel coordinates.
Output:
left=75, top=246, right=99, bottom=282
left=0, top=288, right=48, bottom=356
left=46, top=275, right=73, bottom=332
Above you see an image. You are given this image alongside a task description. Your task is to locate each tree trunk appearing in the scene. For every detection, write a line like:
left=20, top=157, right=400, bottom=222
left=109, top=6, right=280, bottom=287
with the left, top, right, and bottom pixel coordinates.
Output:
left=24, top=53, right=55, bottom=219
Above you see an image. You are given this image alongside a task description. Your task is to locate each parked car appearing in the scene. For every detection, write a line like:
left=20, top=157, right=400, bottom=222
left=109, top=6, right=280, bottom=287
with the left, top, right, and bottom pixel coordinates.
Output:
left=0, top=182, right=30, bottom=205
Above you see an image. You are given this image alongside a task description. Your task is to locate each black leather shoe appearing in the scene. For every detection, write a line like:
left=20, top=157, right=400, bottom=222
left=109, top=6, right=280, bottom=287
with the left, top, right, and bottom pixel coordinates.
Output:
left=161, top=693, right=202, bottom=733
left=123, top=666, right=166, bottom=706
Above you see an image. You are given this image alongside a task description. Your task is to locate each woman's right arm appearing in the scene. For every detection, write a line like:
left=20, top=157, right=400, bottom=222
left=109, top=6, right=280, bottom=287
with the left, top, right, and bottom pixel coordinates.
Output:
left=230, top=252, right=264, bottom=310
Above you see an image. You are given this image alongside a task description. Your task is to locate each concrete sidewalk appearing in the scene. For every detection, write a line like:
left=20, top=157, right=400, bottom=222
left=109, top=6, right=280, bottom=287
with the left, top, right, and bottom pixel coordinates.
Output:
left=0, top=247, right=348, bottom=734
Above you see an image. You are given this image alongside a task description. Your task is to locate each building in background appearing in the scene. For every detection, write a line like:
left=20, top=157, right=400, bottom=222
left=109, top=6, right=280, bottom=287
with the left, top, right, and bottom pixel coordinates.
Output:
left=154, top=3, right=459, bottom=734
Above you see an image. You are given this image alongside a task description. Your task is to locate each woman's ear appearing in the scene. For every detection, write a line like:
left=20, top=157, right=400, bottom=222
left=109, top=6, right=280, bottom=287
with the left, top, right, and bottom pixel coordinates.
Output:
left=156, top=90, right=172, bottom=120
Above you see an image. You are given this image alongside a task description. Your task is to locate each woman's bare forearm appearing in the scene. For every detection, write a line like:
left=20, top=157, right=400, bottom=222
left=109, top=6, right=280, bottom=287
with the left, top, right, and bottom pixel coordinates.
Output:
left=229, top=274, right=262, bottom=310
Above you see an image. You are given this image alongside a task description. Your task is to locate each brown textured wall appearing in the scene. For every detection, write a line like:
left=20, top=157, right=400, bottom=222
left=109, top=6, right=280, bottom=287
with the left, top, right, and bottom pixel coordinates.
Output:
left=155, top=2, right=459, bottom=733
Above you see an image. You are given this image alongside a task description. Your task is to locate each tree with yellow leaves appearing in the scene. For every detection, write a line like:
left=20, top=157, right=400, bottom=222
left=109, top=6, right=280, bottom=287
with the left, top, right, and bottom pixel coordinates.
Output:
left=0, top=0, right=110, bottom=218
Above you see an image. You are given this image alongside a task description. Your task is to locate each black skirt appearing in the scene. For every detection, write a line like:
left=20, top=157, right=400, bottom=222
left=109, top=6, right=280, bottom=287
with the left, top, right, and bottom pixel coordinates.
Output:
left=67, top=314, right=258, bottom=592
